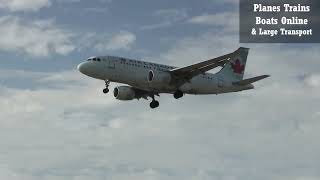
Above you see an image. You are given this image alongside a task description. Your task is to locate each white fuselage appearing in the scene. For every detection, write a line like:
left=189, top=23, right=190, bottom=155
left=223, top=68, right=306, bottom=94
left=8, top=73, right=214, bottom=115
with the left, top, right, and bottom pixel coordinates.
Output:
left=77, top=56, right=253, bottom=94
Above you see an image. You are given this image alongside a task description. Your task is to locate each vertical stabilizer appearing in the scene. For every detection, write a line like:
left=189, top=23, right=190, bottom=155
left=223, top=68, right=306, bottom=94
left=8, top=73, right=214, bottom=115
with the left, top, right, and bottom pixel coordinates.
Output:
left=217, top=47, right=249, bottom=81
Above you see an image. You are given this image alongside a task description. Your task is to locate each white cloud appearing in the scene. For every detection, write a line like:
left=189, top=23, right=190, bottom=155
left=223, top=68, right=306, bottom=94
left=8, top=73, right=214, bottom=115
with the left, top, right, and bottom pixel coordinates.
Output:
left=142, top=8, right=188, bottom=30
left=0, top=0, right=51, bottom=12
left=94, top=31, right=136, bottom=51
left=188, top=12, right=238, bottom=32
left=0, top=0, right=105, bottom=12
left=1, top=40, right=320, bottom=180
left=304, top=74, right=320, bottom=88
left=0, top=16, right=75, bottom=57
left=159, top=31, right=239, bottom=67
left=0, top=7, right=320, bottom=180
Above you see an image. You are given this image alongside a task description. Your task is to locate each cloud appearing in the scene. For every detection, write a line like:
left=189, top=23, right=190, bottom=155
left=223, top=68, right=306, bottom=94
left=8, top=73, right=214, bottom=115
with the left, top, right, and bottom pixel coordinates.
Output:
left=159, top=31, right=239, bottom=67
left=0, top=61, right=320, bottom=180
left=142, top=8, right=188, bottom=30
left=304, top=74, right=320, bottom=88
left=188, top=12, right=238, bottom=32
left=1, top=5, right=320, bottom=180
left=0, top=0, right=51, bottom=12
left=1, top=35, right=320, bottom=180
left=0, top=15, right=135, bottom=57
left=0, top=0, right=107, bottom=12
left=0, top=16, right=75, bottom=57
left=94, top=31, right=136, bottom=51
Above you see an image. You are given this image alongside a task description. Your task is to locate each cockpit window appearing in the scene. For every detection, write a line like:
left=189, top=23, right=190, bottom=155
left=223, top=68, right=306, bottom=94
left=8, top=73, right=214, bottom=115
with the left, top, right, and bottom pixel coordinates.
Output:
left=87, top=58, right=101, bottom=62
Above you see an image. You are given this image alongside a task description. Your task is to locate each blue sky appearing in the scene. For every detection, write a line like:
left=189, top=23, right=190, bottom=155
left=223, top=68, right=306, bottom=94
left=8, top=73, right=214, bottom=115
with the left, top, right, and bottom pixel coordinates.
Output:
left=0, top=0, right=320, bottom=180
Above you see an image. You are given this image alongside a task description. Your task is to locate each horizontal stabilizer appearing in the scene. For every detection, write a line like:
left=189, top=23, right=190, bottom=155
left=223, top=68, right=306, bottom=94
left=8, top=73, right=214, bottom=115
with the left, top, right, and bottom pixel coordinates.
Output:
left=232, top=75, right=270, bottom=86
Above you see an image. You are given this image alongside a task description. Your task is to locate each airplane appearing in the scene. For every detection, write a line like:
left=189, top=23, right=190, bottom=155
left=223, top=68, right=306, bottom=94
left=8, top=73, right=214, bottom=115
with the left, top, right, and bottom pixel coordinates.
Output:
left=77, top=47, right=269, bottom=109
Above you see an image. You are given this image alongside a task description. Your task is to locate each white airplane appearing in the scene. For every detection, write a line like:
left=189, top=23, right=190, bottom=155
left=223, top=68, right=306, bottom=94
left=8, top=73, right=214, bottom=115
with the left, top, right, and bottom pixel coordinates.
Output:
left=77, top=47, right=269, bottom=108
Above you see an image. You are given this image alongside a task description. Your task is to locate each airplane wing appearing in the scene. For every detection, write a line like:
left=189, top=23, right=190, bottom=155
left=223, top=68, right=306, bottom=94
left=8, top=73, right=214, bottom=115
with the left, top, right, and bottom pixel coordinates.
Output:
left=169, top=50, right=235, bottom=80
left=132, top=87, right=159, bottom=100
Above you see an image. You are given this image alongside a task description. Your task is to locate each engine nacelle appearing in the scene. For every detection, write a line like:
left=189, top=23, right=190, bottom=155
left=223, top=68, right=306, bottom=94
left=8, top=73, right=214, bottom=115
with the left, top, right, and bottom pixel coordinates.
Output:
left=147, top=70, right=171, bottom=85
left=113, top=86, right=136, bottom=100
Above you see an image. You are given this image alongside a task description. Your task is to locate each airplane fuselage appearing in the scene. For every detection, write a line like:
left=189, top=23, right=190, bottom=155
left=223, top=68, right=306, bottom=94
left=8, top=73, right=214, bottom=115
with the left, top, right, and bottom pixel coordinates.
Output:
left=77, top=56, right=253, bottom=95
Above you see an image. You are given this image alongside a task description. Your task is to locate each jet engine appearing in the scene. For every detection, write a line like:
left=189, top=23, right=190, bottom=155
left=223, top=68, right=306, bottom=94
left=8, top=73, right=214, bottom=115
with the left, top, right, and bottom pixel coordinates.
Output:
left=113, top=86, right=136, bottom=100
left=147, top=70, right=171, bottom=85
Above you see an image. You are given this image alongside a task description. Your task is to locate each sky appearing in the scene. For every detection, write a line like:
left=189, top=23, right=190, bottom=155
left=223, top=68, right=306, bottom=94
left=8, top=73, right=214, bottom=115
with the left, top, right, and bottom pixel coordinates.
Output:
left=0, top=0, right=320, bottom=180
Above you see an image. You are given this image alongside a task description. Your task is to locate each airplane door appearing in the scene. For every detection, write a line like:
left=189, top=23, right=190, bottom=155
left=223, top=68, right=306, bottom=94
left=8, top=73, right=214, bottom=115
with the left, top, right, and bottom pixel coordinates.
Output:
left=106, top=58, right=118, bottom=81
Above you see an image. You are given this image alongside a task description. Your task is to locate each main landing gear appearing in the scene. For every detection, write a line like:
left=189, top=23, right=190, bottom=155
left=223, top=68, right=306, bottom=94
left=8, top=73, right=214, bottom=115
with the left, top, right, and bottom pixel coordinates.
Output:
left=103, top=80, right=110, bottom=94
left=149, top=91, right=182, bottom=109
left=149, top=95, right=159, bottom=109
left=173, top=90, right=184, bottom=99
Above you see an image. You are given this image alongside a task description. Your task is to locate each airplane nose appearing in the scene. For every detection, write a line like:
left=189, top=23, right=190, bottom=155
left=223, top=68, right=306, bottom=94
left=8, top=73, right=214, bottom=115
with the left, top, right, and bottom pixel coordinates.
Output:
left=77, top=62, right=87, bottom=74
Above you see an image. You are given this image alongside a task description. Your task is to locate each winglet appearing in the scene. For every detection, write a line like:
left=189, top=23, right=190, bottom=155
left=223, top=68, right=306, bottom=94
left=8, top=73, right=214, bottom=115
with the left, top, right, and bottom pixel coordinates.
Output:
left=232, top=75, right=270, bottom=86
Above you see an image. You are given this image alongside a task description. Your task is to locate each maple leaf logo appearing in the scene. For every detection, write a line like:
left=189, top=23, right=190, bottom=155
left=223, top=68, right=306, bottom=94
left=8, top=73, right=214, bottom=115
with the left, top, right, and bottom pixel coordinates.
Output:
left=231, top=59, right=245, bottom=74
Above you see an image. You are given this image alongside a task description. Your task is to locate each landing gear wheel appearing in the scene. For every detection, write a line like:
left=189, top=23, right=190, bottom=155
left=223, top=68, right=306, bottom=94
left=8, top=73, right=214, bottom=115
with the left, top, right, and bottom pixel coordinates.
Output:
left=103, top=88, right=109, bottom=94
left=150, top=100, right=159, bottom=109
left=103, top=80, right=110, bottom=94
left=174, top=90, right=183, bottom=99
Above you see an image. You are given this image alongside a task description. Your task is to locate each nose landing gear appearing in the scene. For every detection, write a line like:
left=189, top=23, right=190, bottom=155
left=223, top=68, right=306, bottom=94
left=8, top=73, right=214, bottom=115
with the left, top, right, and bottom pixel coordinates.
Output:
left=103, top=80, right=110, bottom=94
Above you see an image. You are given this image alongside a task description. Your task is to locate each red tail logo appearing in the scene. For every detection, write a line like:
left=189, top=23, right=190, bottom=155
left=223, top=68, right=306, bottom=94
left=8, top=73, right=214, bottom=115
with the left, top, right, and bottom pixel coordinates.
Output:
left=231, top=59, right=245, bottom=74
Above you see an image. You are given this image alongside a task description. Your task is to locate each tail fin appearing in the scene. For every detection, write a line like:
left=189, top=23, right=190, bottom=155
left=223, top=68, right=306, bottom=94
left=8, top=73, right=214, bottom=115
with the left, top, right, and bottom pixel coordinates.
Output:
left=217, top=47, right=249, bottom=81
